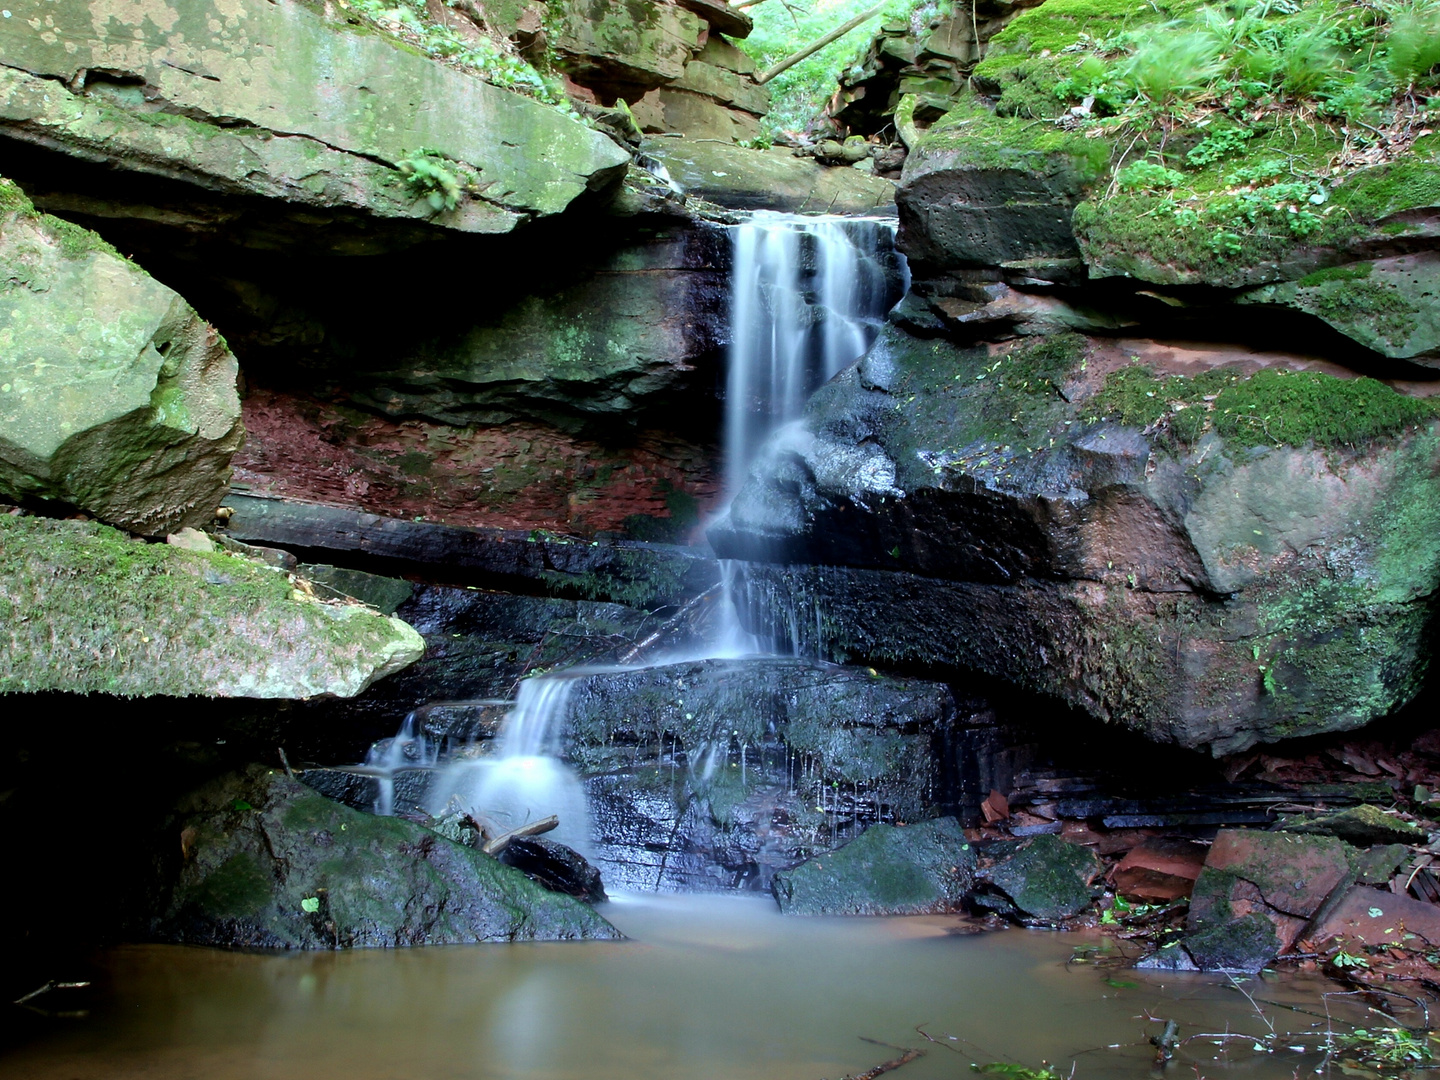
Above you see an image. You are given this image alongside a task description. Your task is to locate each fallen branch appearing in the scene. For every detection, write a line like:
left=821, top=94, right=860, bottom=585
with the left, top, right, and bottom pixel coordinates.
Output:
left=481, top=814, right=559, bottom=856
left=757, top=2, right=886, bottom=84
left=617, top=583, right=722, bottom=664
left=840, top=1047, right=923, bottom=1080
left=13, top=981, right=89, bottom=1006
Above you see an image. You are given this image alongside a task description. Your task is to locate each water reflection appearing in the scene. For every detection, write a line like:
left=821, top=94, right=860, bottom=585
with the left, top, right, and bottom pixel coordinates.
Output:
left=2, top=895, right=1361, bottom=1080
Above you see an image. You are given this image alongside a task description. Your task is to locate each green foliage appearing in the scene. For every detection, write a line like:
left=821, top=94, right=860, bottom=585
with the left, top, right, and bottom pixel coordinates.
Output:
left=971, top=1064, right=1060, bottom=1080
left=1384, top=1, right=1440, bottom=87
left=1116, top=159, right=1185, bottom=189
left=1090, top=364, right=1440, bottom=450
left=1185, top=123, right=1254, bottom=167
left=397, top=151, right=462, bottom=212
left=741, top=0, right=944, bottom=137
left=1121, top=29, right=1224, bottom=106
left=1338, top=1026, right=1432, bottom=1066
left=336, top=0, right=569, bottom=108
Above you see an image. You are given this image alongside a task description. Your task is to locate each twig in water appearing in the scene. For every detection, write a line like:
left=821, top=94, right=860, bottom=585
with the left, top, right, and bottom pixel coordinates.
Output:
left=837, top=1046, right=924, bottom=1080
left=617, top=583, right=722, bottom=664
left=1226, top=974, right=1275, bottom=1035
left=13, top=981, right=89, bottom=1005
left=278, top=746, right=295, bottom=779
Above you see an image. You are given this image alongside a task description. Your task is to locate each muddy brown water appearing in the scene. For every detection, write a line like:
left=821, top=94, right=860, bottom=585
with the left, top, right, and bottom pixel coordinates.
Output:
left=1, top=895, right=1367, bottom=1080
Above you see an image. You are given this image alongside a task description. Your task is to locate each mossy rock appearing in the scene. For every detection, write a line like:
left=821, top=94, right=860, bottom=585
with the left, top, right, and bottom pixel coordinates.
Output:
left=0, top=184, right=242, bottom=534
left=772, top=817, right=976, bottom=915
left=1182, top=913, right=1280, bottom=973
left=0, top=0, right=628, bottom=233
left=1239, top=255, right=1440, bottom=363
left=715, top=326, right=1440, bottom=752
left=152, top=766, right=620, bottom=947
left=983, top=834, right=1101, bottom=920
left=0, top=516, right=424, bottom=698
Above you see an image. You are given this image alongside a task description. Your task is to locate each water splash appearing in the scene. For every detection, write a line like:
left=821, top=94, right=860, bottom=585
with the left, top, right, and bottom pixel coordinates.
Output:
left=423, top=674, right=593, bottom=854
left=363, top=710, right=436, bottom=816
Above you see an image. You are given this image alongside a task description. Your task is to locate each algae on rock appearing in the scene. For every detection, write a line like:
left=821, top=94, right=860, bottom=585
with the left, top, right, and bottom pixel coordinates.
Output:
left=0, top=516, right=425, bottom=699
left=0, top=0, right=629, bottom=234
left=0, top=182, right=243, bottom=534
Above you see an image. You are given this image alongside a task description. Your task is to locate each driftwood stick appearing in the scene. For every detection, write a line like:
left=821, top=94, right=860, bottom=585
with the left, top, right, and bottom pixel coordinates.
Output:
left=618, top=583, right=722, bottom=664
left=481, top=814, right=559, bottom=856
left=757, top=2, right=886, bottom=84
left=840, top=1047, right=924, bottom=1080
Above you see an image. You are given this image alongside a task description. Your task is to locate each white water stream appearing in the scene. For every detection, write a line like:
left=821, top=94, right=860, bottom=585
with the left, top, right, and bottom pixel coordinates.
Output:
left=372, top=213, right=906, bottom=851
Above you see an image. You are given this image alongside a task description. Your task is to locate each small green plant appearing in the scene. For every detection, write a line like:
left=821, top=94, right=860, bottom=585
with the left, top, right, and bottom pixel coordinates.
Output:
left=397, top=151, right=462, bottom=212
left=1384, top=1, right=1440, bottom=87
left=1116, top=159, right=1185, bottom=190
left=1119, top=30, right=1225, bottom=108
left=1332, top=949, right=1371, bottom=969
left=1185, top=124, right=1255, bottom=168
left=1338, top=1026, right=1433, bottom=1067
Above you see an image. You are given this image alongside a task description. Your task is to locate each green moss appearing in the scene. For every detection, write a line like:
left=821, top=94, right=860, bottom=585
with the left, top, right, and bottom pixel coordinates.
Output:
left=975, top=0, right=1190, bottom=79
left=923, top=98, right=1114, bottom=182
left=40, top=214, right=123, bottom=261
left=1089, top=364, right=1440, bottom=449
left=191, top=852, right=272, bottom=919
left=1298, top=262, right=1373, bottom=287
left=1332, top=142, right=1440, bottom=220
left=0, top=177, right=33, bottom=216
left=0, top=516, right=418, bottom=696
left=1312, top=279, right=1420, bottom=346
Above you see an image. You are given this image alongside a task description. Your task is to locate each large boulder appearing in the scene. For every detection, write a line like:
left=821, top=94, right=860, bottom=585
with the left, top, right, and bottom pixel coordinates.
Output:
left=152, top=766, right=619, bottom=947
left=772, top=817, right=976, bottom=915
left=713, top=329, right=1440, bottom=753
left=643, top=140, right=896, bottom=213
left=0, top=182, right=242, bottom=534
left=0, top=516, right=424, bottom=698
left=0, top=0, right=629, bottom=236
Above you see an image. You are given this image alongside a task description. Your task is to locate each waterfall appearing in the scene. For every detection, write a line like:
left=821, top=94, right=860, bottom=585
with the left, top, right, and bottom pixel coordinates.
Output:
left=423, top=673, right=593, bottom=854
left=723, top=211, right=905, bottom=498
left=367, top=211, right=906, bottom=859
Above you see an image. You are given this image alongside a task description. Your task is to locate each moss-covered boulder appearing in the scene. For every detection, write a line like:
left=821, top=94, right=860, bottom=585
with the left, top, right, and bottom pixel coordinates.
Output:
left=981, top=834, right=1102, bottom=921
left=152, top=766, right=620, bottom=947
left=890, top=0, right=1440, bottom=362
left=642, top=139, right=896, bottom=213
left=772, top=817, right=976, bottom=915
left=0, top=182, right=242, bottom=534
left=0, top=516, right=424, bottom=698
left=713, top=328, right=1440, bottom=753
left=0, top=0, right=629, bottom=235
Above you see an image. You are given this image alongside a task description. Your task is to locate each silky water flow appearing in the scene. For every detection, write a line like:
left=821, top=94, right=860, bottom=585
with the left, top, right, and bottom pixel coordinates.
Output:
left=371, top=212, right=906, bottom=853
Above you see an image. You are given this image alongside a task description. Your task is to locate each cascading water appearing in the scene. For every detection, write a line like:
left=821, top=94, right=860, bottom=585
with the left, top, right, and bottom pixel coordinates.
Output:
left=723, top=211, right=905, bottom=498
left=423, top=673, right=593, bottom=853
left=368, top=212, right=906, bottom=868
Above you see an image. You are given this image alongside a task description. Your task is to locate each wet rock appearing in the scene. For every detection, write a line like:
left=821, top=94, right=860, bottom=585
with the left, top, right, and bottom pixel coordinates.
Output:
left=501, top=837, right=607, bottom=903
left=1183, top=913, right=1282, bottom=974
left=1311, top=885, right=1440, bottom=949
left=772, top=818, right=976, bottom=915
left=0, top=517, right=424, bottom=699
left=0, top=184, right=242, bottom=535
left=1184, top=829, right=1353, bottom=969
left=221, top=494, right=720, bottom=609
left=151, top=767, right=619, bottom=947
left=1135, top=942, right=1200, bottom=971
left=1351, top=844, right=1410, bottom=886
left=714, top=327, right=1440, bottom=753
left=982, top=834, right=1101, bottom=921
left=1283, top=804, right=1429, bottom=847
left=298, top=565, right=415, bottom=617
left=0, top=1, right=629, bottom=237
left=1112, top=838, right=1207, bottom=903
left=641, top=140, right=896, bottom=213
left=296, top=768, right=433, bottom=816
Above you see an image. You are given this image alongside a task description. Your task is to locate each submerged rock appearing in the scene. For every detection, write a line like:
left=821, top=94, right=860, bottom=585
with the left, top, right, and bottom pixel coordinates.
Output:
left=152, top=767, right=619, bottom=947
left=772, top=817, right=976, bottom=915
left=714, top=328, right=1440, bottom=753
left=0, top=516, right=423, bottom=698
left=0, top=182, right=242, bottom=534
left=980, top=834, right=1101, bottom=921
